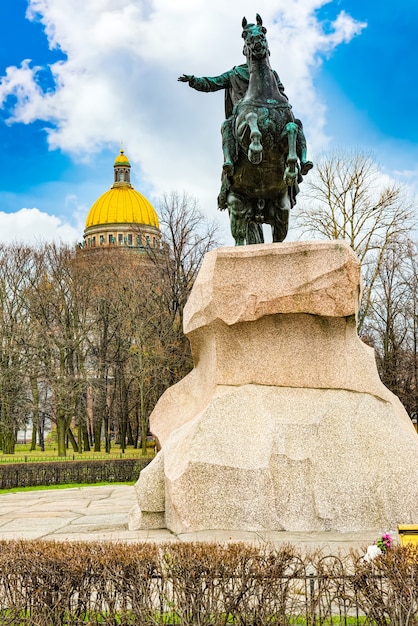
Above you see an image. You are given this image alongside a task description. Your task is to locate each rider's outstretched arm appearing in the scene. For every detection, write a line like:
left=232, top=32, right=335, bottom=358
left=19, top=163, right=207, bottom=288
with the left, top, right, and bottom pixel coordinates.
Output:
left=177, top=71, right=231, bottom=92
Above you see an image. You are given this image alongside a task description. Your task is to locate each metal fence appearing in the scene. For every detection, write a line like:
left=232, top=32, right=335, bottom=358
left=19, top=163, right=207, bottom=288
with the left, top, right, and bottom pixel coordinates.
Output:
left=0, top=451, right=150, bottom=464
left=0, top=457, right=151, bottom=488
left=1, top=542, right=416, bottom=625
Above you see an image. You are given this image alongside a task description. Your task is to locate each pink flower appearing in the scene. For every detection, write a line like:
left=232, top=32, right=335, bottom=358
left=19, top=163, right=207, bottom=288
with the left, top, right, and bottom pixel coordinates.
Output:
left=374, top=532, right=393, bottom=552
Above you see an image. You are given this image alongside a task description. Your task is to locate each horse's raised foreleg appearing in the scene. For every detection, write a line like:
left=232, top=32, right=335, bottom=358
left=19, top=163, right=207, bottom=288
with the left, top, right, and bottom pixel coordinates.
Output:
left=245, top=111, right=263, bottom=164
left=282, top=121, right=298, bottom=186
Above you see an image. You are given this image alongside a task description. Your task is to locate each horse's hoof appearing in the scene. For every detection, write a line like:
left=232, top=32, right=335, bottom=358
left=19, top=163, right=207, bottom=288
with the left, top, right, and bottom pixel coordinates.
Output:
left=301, top=161, right=313, bottom=175
left=284, top=172, right=297, bottom=186
left=217, top=193, right=228, bottom=210
left=249, top=151, right=263, bottom=164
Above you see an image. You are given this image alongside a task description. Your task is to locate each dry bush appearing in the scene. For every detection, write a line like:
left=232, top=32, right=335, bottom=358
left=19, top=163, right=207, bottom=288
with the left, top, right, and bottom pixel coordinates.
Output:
left=0, top=540, right=417, bottom=625
left=352, top=544, right=418, bottom=625
left=161, top=542, right=305, bottom=626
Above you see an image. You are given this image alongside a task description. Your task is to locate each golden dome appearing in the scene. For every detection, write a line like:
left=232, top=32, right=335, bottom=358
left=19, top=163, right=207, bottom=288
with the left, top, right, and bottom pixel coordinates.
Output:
left=85, top=186, right=159, bottom=229
left=114, top=150, right=130, bottom=166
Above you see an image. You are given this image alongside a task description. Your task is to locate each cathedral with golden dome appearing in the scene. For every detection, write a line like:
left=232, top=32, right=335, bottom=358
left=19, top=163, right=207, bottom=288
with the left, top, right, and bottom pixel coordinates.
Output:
left=83, top=149, right=161, bottom=251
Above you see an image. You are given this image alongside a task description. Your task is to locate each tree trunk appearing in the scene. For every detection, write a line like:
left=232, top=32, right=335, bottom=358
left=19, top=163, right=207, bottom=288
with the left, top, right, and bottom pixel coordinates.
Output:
left=77, top=420, right=83, bottom=454
left=119, top=373, right=128, bottom=453
left=2, top=428, right=15, bottom=454
left=93, top=382, right=107, bottom=452
left=127, top=418, right=134, bottom=446
left=141, top=414, right=148, bottom=456
left=30, top=421, right=37, bottom=451
left=38, top=420, right=45, bottom=452
left=56, top=410, right=67, bottom=457
left=93, top=416, right=102, bottom=452
left=104, top=407, right=111, bottom=454
left=138, top=382, right=148, bottom=456
left=132, top=403, right=139, bottom=448
left=67, top=428, right=79, bottom=453
left=30, top=376, right=40, bottom=451
left=1, top=398, right=16, bottom=454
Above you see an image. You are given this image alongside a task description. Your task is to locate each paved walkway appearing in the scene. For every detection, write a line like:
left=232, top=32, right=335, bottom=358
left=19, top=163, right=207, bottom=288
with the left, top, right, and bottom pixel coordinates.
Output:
left=0, top=485, right=385, bottom=552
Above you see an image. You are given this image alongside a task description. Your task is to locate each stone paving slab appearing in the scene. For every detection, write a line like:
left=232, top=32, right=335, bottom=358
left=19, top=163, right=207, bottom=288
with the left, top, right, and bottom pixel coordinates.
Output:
left=176, top=530, right=266, bottom=543
left=0, top=485, right=393, bottom=551
left=0, top=530, right=52, bottom=540
left=68, top=513, right=128, bottom=526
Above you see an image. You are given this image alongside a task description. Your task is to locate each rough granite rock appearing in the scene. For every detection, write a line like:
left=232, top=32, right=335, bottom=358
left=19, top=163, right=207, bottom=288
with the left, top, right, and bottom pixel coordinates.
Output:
left=129, top=241, right=418, bottom=533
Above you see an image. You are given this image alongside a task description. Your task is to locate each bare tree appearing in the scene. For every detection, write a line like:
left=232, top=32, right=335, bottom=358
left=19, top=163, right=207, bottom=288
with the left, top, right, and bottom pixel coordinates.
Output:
left=148, top=191, right=222, bottom=327
left=362, top=242, right=410, bottom=388
left=78, top=243, right=198, bottom=455
left=126, top=192, right=222, bottom=451
left=0, top=195, right=221, bottom=455
left=79, top=250, right=127, bottom=453
left=27, top=244, right=91, bottom=457
left=118, top=267, right=194, bottom=454
left=0, top=245, right=34, bottom=453
left=296, top=150, right=416, bottom=330
left=401, top=242, right=418, bottom=423
left=357, top=239, right=418, bottom=425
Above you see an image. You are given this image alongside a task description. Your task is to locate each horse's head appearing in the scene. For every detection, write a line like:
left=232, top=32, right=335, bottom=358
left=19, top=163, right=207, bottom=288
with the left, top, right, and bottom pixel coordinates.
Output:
left=242, top=14, right=269, bottom=60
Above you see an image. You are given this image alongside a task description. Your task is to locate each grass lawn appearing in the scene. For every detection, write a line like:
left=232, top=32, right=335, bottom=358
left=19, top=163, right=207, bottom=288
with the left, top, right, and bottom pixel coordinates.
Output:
left=0, top=480, right=136, bottom=495
left=0, top=442, right=154, bottom=464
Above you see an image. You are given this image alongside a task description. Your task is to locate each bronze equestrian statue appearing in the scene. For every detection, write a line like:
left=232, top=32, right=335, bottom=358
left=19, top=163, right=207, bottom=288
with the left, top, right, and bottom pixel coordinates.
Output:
left=178, top=14, right=313, bottom=245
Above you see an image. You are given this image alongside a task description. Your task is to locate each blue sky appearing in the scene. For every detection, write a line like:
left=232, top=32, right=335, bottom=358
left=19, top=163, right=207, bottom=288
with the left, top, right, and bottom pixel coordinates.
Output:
left=315, top=1, right=418, bottom=155
left=0, top=0, right=417, bottom=244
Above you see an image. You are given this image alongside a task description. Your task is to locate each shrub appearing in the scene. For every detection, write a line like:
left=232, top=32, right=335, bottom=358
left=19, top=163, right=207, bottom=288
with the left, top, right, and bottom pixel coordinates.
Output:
left=0, top=458, right=151, bottom=489
left=0, top=541, right=416, bottom=625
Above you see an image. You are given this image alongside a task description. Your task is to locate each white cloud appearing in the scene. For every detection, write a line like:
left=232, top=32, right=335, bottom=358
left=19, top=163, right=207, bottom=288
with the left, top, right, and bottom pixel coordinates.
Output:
left=390, top=167, right=418, bottom=203
left=328, top=11, right=366, bottom=45
left=0, top=60, right=44, bottom=123
left=0, top=0, right=367, bottom=230
left=0, top=208, right=82, bottom=245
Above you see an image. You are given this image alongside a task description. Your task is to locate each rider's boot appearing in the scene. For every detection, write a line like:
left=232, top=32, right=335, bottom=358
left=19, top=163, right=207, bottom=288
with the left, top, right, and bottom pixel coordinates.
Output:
left=295, top=118, right=313, bottom=176
left=217, top=173, right=230, bottom=210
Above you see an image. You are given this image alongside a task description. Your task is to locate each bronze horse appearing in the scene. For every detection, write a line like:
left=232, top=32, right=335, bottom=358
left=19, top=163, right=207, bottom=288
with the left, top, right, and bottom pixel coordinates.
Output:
left=223, top=15, right=306, bottom=245
left=178, top=15, right=312, bottom=245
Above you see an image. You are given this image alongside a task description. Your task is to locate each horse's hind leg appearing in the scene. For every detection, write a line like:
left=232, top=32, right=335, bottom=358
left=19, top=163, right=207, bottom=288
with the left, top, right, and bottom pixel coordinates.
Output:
left=272, top=208, right=290, bottom=242
left=227, top=192, right=250, bottom=246
left=245, top=111, right=263, bottom=164
left=267, top=197, right=290, bottom=243
left=247, top=221, right=264, bottom=245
